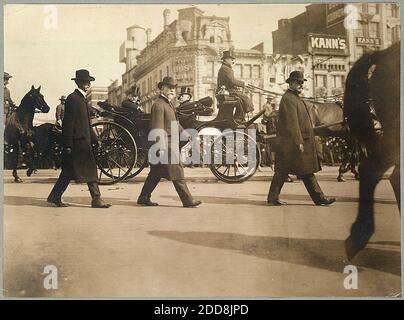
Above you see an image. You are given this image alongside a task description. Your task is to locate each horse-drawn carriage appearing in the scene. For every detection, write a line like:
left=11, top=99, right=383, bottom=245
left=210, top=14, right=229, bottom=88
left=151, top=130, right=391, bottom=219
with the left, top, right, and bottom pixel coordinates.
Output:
left=90, top=90, right=263, bottom=185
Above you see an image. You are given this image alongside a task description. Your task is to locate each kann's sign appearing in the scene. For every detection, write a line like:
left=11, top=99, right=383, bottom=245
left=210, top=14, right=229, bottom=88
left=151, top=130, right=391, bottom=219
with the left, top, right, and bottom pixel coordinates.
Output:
left=308, top=33, right=349, bottom=56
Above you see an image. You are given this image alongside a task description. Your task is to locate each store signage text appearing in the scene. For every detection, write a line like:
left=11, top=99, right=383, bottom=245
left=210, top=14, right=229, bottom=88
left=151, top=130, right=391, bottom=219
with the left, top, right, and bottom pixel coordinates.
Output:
left=356, top=37, right=381, bottom=46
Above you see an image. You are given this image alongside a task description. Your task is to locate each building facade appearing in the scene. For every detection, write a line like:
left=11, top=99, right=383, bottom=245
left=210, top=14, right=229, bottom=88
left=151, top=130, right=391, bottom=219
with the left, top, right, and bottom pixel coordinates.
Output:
left=86, top=86, right=108, bottom=109
left=113, top=6, right=317, bottom=114
left=272, top=3, right=400, bottom=97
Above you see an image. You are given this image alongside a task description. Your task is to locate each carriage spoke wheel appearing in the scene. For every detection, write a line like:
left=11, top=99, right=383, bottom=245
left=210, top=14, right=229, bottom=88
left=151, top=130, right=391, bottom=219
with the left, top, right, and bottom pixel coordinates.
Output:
left=124, top=147, right=148, bottom=180
left=91, top=121, right=137, bottom=185
left=209, top=130, right=260, bottom=183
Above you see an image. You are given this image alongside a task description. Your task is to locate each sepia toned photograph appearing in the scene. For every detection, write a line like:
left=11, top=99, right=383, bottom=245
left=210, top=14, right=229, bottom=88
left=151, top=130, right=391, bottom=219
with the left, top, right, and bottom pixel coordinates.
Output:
left=1, top=2, right=402, bottom=298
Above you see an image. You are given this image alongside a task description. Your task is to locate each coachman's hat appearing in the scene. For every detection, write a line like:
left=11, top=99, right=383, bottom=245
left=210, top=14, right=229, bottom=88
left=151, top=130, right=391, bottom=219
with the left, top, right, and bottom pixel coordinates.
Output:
left=157, top=76, right=177, bottom=90
left=60, top=95, right=67, bottom=101
left=4, top=72, right=12, bottom=79
left=71, top=69, right=95, bottom=82
left=221, top=50, right=235, bottom=61
left=285, top=71, right=307, bottom=84
left=179, top=87, right=192, bottom=99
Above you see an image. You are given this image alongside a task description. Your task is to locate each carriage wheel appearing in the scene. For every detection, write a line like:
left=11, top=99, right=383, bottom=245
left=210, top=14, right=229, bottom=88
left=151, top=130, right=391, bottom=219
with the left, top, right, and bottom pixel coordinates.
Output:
left=124, top=146, right=148, bottom=180
left=91, top=121, right=137, bottom=185
left=209, top=130, right=260, bottom=183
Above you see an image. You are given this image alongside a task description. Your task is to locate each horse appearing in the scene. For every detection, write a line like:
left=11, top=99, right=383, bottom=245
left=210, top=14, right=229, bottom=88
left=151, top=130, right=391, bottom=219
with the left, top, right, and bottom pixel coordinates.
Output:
left=4, top=86, right=50, bottom=182
left=343, top=42, right=400, bottom=260
left=305, top=100, right=360, bottom=181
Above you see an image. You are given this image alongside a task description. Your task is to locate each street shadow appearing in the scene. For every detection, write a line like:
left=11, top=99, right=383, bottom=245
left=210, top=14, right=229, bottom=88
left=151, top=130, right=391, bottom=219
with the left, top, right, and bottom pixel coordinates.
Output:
left=251, top=193, right=396, bottom=205
left=148, top=231, right=401, bottom=277
left=3, top=195, right=133, bottom=208
left=162, top=194, right=333, bottom=206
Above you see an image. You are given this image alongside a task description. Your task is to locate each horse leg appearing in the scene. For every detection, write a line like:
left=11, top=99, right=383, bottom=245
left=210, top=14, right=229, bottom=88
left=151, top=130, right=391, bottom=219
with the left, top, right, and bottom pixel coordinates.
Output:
left=345, top=157, right=391, bottom=260
left=389, top=165, right=400, bottom=213
left=25, top=141, right=37, bottom=177
left=11, top=143, right=23, bottom=183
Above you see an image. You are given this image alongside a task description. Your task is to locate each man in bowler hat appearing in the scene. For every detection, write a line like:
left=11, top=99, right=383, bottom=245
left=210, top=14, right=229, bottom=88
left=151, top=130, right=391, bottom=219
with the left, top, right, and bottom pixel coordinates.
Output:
left=217, top=50, right=254, bottom=118
left=267, top=71, right=336, bottom=206
left=47, top=69, right=111, bottom=208
left=137, top=76, right=201, bottom=208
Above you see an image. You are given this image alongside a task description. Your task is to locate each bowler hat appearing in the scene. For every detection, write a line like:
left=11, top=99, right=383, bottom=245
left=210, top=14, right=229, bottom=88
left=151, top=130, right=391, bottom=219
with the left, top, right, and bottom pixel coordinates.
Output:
left=71, top=69, right=95, bottom=82
left=157, top=76, right=177, bottom=90
left=221, top=50, right=235, bottom=61
left=59, top=95, right=67, bottom=101
left=179, top=87, right=192, bottom=99
left=4, top=72, right=12, bottom=80
left=285, top=71, right=307, bottom=84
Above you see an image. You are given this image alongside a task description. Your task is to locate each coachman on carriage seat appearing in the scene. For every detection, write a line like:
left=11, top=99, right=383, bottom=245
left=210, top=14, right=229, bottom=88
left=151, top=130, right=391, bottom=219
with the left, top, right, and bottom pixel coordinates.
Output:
left=217, top=50, right=254, bottom=120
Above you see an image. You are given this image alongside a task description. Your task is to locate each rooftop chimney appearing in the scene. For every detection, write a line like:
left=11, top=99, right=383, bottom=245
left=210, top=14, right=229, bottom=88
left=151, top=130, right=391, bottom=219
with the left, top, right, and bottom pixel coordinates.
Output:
left=163, top=9, right=171, bottom=30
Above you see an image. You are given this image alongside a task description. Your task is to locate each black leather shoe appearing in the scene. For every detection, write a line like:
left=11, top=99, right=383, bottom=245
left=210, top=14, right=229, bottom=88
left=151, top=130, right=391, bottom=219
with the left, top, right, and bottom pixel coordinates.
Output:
left=267, top=199, right=287, bottom=206
left=137, top=197, right=158, bottom=206
left=314, top=197, right=336, bottom=206
left=91, top=199, right=111, bottom=208
left=47, top=199, right=68, bottom=207
left=183, top=200, right=202, bottom=208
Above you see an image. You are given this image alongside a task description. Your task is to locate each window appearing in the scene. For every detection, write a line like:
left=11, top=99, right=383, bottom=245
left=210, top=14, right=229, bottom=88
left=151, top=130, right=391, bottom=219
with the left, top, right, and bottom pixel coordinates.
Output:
left=332, top=75, right=343, bottom=88
left=368, top=22, right=379, bottom=38
left=217, top=36, right=223, bottom=44
left=159, top=70, right=162, bottom=81
left=354, top=21, right=364, bottom=37
left=269, top=77, right=276, bottom=83
left=207, top=61, right=215, bottom=77
left=315, top=74, right=327, bottom=88
left=244, top=64, right=252, bottom=79
left=234, top=64, right=242, bottom=78
left=252, top=65, right=260, bottom=79
left=209, top=36, right=215, bottom=43
left=166, top=66, right=169, bottom=76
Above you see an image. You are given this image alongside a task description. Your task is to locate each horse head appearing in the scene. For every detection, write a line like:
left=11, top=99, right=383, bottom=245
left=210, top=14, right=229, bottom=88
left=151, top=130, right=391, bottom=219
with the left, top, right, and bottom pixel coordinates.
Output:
left=26, top=85, right=50, bottom=114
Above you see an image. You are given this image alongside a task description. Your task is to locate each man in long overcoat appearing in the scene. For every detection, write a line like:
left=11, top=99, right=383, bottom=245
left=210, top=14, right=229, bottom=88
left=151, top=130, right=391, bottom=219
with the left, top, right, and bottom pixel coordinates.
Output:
left=267, top=71, right=336, bottom=206
left=137, top=76, right=201, bottom=208
left=47, top=69, right=111, bottom=208
left=217, top=50, right=254, bottom=119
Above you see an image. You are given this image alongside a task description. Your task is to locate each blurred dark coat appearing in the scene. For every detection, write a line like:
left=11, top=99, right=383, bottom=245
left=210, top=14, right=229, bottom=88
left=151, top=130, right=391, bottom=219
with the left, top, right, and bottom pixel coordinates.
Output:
left=275, top=89, right=320, bottom=175
left=149, top=95, right=185, bottom=181
left=62, top=89, right=98, bottom=183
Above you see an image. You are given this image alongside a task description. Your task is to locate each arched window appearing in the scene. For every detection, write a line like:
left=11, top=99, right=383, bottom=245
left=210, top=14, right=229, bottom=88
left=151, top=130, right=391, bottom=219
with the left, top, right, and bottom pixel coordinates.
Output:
left=209, top=36, right=215, bottom=43
left=217, top=36, right=223, bottom=44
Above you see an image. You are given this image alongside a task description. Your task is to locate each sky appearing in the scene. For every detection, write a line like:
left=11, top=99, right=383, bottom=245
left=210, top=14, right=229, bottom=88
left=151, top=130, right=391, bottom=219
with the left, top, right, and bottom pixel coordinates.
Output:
left=4, top=3, right=307, bottom=122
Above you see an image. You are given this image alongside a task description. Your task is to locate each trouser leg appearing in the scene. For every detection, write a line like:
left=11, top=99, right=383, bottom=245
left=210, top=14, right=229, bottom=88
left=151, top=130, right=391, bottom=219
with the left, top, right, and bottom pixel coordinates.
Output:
left=173, top=179, right=194, bottom=206
left=139, top=174, right=161, bottom=199
left=87, top=181, right=101, bottom=200
left=47, top=169, right=71, bottom=201
left=267, top=170, right=288, bottom=201
left=301, top=174, right=324, bottom=203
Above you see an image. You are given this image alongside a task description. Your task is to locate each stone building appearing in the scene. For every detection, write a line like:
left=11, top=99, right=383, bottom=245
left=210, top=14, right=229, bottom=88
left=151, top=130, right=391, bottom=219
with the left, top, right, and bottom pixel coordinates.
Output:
left=113, top=6, right=316, bottom=113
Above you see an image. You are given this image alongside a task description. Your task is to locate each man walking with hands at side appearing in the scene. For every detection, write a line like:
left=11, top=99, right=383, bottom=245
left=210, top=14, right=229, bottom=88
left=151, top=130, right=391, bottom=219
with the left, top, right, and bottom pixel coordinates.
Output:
left=137, top=76, right=201, bottom=208
left=47, top=69, right=111, bottom=208
left=267, top=71, right=336, bottom=206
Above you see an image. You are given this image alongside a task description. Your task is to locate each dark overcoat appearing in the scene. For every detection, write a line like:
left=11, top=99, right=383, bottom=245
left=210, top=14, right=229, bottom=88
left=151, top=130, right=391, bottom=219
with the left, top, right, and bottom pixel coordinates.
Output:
left=217, top=62, right=254, bottom=113
left=217, top=62, right=245, bottom=91
left=148, top=95, right=185, bottom=181
left=275, top=89, right=320, bottom=175
left=62, top=89, right=98, bottom=183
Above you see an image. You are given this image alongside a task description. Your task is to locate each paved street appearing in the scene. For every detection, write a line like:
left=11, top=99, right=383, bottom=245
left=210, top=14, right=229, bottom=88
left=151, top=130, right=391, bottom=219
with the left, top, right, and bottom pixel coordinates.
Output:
left=2, top=166, right=401, bottom=298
